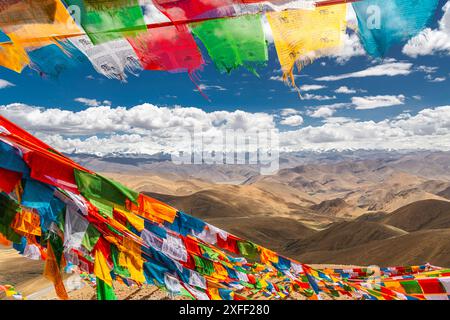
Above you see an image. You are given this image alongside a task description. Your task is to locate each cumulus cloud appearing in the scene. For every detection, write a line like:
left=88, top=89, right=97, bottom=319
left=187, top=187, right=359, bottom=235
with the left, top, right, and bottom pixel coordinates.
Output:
left=3, top=102, right=450, bottom=153
left=0, top=79, right=14, bottom=89
left=316, top=62, right=413, bottom=81
left=280, top=108, right=300, bottom=117
left=74, top=98, right=112, bottom=107
left=335, top=86, right=357, bottom=94
left=352, top=95, right=405, bottom=110
left=280, top=115, right=304, bottom=127
left=331, top=32, right=366, bottom=64
left=306, top=103, right=350, bottom=118
left=308, top=106, right=337, bottom=118
left=280, top=105, right=450, bottom=151
left=403, top=2, right=450, bottom=57
left=0, top=103, right=276, bottom=154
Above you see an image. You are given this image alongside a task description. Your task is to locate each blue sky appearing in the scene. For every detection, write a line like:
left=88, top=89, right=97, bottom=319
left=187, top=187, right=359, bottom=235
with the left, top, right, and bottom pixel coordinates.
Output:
left=1, top=1, right=450, bottom=154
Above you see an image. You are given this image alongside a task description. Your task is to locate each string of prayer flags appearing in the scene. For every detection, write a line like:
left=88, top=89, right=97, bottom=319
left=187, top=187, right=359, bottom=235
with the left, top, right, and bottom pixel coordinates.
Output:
left=0, top=0, right=443, bottom=92
left=352, top=0, right=440, bottom=57
left=191, top=14, right=268, bottom=74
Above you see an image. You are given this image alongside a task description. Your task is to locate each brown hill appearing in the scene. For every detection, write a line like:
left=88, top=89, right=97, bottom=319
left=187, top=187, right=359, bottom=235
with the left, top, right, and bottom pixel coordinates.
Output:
left=310, top=198, right=350, bottom=216
left=285, top=221, right=406, bottom=255
left=382, top=199, right=450, bottom=232
left=437, top=186, right=450, bottom=200
left=355, top=211, right=388, bottom=222
left=207, top=217, right=317, bottom=252
left=145, top=186, right=341, bottom=229
left=293, top=229, right=450, bottom=267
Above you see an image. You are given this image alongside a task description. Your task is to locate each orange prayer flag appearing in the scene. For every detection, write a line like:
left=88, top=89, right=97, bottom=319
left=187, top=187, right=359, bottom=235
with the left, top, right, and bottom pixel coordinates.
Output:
left=0, top=233, right=11, bottom=247
left=127, top=194, right=177, bottom=224
left=44, top=241, right=69, bottom=300
left=0, top=42, right=29, bottom=73
left=11, top=208, right=42, bottom=236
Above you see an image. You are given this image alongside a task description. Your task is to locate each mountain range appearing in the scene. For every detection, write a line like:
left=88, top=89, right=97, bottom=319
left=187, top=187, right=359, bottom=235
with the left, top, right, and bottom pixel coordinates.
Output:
left=71, top=150, right=450, bottom=267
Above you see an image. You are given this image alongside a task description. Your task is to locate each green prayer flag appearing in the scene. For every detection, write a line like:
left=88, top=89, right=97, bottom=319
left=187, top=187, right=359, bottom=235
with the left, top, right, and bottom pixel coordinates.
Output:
left=74, top=169, right=139, bottom=207
left=193, top=255, right=215, bottom=276
left=48, top=233, right=65, bottom=268
left=81, top=224, right=101, bottom=251
left=89, top=198, right=114, bottom=218
left=198, top=243, right=219, bottom=261
left=111, top=244, right=131, bottom=279
left=237, top=240, right=258, bottom=260
left=65, top=0, right=146, bottom=44
left=400, top=280, right=423, bottom=294
left=191, top=15, right=268, bottom=74
left=96, top=277, right=117, bottom=300
left=0, top=193, right=22, bottom=243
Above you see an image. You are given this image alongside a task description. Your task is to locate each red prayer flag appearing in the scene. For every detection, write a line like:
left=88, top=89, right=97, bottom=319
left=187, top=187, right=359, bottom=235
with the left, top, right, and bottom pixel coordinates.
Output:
left=418, top=278, right=446, bottom=294
left=184, top=236, right=202, bottom=256
left=152, top=0, right=235, bottom=22
left=23, top=151, right=79, bottom=194
left=217, top=234, right=239, bottom=255
left=128, top=24, right=204, bottom=74
left=0, top=167, right=21, bottom=193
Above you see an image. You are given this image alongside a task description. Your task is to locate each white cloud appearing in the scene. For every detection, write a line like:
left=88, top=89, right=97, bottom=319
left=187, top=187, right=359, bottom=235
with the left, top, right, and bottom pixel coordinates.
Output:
left=140, top=1, right=170, bottom=24
left=74, top=98, right=111, bottom=107
left=280, top=105, right=450, bottom=151
left=0, top=103, right=275, bottom=154
left=0, top=79, right=14, bottom=89
left=335, top=86, right=356, bottom=94
left=331, top=32, right=366, bottom=64
left=308, top=106, right=336, bottom=118
left=416, top=65, right=438, bottom=74
left=403, top=2, right=450, bottom=57
left=352, top=95, right=405, bottom=110
left=306, top=103, right=349, bottom=118
left=280, top=108, right=300, bottom=117
left=316, top=62, right=413, bottom=81
left=270, top=74, right=303, bottom=82
left=4, top=102, right=450, bottom=153
left=280, top=115, right=304, bottom=127
left=425, top=75, right=447, bottom=83
left=195, top=84, right=227, bottom=91
left=299, top=84, right=326, bottom=92
left=302, top=93, right=336, bottom=101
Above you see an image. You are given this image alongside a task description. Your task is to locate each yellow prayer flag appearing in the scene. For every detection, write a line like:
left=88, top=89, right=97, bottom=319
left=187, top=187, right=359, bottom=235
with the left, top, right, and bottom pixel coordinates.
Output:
left=207, top=287, right=222, bottom=300
left=259, top=247, right=279, bottom=264
left=44, top=241, right=69, bottom=300
left=1, top=0, right=82, bottom=48
left=0, top=42, right=30, bottom=73
left=94, top=248, right=113, bottom=287
left=266, top=5, right=347, bottom=88
left=115, top=207, right=144, bottom=232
